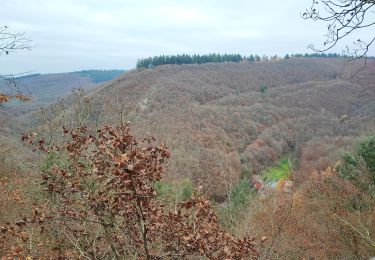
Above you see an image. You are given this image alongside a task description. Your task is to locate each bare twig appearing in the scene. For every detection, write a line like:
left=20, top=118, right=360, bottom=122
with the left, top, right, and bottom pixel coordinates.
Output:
left=303, top=0, right=375, bottom=58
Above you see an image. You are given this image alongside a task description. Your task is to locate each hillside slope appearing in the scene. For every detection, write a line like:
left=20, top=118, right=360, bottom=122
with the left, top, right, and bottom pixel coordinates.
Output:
left=42, top=59, right=375, bottom=200
left=0, top=70, right=125, bottom=116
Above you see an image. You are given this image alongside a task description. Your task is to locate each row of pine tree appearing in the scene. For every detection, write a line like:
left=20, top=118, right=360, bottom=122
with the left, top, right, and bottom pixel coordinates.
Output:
left=136, top=52, right=357, bottom=69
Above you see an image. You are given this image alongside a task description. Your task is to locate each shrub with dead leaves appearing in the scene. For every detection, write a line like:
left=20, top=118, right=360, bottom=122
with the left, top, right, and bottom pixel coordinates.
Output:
left=17, top=124, right=256, bottom=259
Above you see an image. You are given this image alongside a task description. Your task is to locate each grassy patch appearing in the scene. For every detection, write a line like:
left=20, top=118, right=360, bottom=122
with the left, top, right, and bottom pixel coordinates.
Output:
left=154, top=178, right=193, bottom=203
left=262, top=158, right=291, bottom=182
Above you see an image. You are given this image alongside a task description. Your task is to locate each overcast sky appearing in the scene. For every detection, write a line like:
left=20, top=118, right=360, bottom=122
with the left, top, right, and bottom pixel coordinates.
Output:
left=1, top=0, right=374, bottom=74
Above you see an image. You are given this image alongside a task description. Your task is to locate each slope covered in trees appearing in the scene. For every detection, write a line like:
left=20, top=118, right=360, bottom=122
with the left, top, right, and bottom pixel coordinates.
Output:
left=35, top=58, right=375, bottom=200
left=0, top=70, right=125, bottom=116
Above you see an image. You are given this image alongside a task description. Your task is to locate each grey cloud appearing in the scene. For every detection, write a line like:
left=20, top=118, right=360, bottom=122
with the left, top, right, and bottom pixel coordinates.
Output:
left=0, top=0, right=373, bottom=74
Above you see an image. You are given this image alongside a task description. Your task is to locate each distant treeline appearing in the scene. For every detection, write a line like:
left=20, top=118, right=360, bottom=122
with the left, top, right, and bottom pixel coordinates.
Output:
left=136, top=54, right=244, bottom=69
left=15, top=73, right=42, bottom=80
left=136, top=53, right=374, bottom=69
left=12, top=70, right=126, bottom=83
left=77, top=70, right=125, bottom=83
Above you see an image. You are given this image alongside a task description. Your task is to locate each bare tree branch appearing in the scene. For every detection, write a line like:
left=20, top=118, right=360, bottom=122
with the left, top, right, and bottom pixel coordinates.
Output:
left=303, top=0, right=375, bottom=58
left=0, top=26, right=33, bottom=103
left=0, top=26, right=32, bottom=56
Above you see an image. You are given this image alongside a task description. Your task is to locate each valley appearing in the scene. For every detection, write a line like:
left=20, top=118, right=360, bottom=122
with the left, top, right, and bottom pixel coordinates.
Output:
left=71, top=58, right=374, bottom=199
left=1, top=57, right=374, bottom=259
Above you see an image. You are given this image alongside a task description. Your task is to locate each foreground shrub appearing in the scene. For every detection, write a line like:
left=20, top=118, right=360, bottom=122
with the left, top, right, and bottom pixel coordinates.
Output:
left=236, top=167, right=375, bottom=259
left=338, top=135, right=375, bottom=195
left=9, top=124, right=256, bottom=259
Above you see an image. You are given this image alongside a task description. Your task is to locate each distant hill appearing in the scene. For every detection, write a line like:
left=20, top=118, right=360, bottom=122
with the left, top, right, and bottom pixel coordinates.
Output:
left=28, top=59, right=375, bottom=200
left=76, top=70, right=126, bottom=83
left=0, top=70, right=125, bottom=116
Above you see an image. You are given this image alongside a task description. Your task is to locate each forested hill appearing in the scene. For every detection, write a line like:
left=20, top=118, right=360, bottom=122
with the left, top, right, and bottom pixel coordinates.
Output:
left=75, top=70, right=125, bottom=83
left=56, top=58, right=375, bottom=199
left=0, top=69, right=125, bottom=115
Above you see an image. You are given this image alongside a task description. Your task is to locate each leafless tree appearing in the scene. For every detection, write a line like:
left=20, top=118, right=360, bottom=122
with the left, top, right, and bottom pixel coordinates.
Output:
left=0, top=26, right=32, bottom=103
left=0, top=26, right=32, bottom=56
left=303, top=0, right=375, bottom=58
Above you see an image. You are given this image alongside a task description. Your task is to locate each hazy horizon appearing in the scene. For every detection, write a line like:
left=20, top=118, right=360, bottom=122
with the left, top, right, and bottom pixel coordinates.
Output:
left=1, top=0, right=374, bottom=74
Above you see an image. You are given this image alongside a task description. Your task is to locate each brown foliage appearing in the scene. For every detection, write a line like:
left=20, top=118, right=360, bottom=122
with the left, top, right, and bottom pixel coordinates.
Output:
left=16, top=124, right=256, bottom=259
left=0, top=93, right=30, bottom=104
left=236, top=167, right=375, bottom=259
left=295, top=136, right=358, bottom=184
left=0, top=93, right=11, bottom=103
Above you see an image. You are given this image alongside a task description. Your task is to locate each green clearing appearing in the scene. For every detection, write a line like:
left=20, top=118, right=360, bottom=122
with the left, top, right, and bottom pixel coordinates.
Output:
left=154, top=178, right=193, bottom=203
left=262, top=158, right=291, bottom=182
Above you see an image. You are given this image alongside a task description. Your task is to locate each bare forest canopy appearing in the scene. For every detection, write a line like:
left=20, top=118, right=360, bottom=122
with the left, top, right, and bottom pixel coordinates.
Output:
left=27, top=58, right=373, bottom=200
left=136, top=52, right=375, bottom=69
